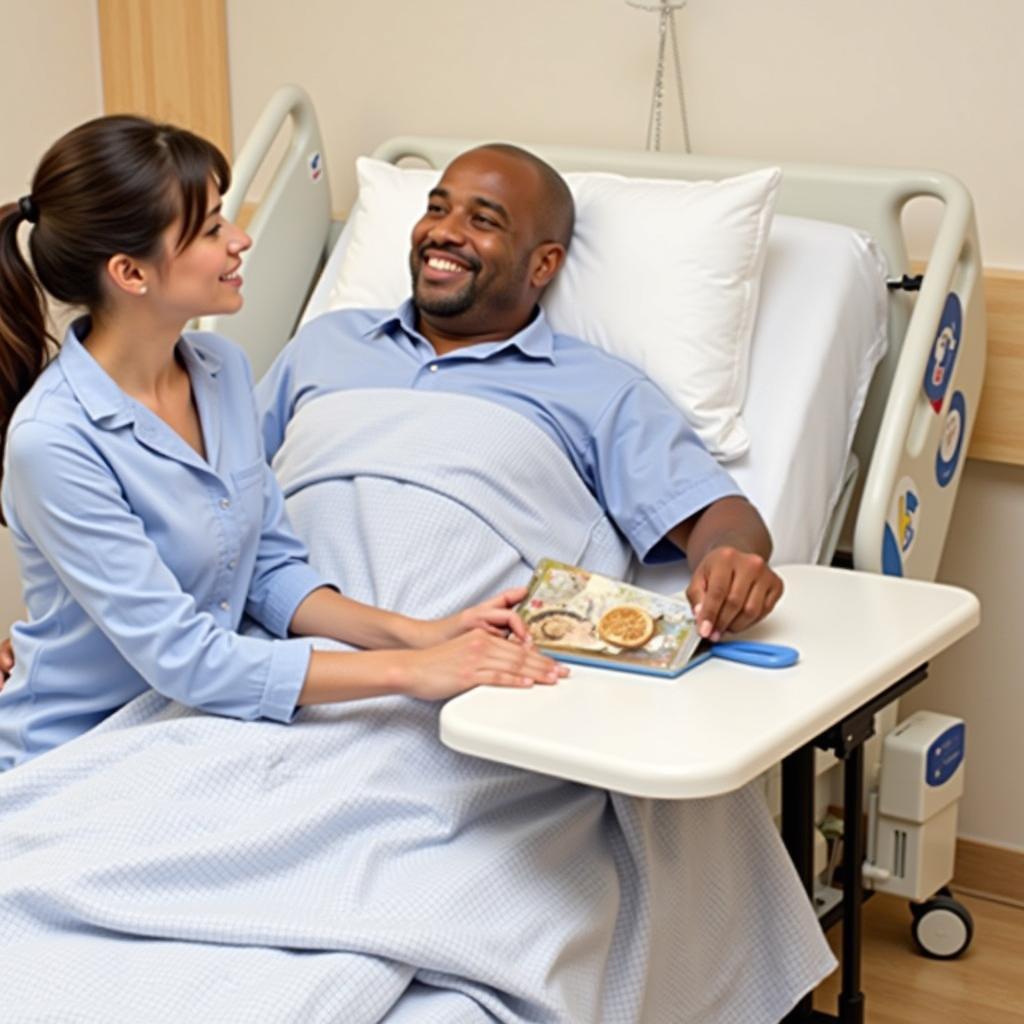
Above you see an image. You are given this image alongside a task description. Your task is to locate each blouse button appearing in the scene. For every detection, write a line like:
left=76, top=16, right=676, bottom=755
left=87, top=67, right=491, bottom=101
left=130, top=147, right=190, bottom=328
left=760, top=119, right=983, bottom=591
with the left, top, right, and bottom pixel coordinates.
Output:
left=220, top=498, right=231, bottom=510
left=227, top=560, right=236, bottom=571
left=429, top=364, right=438, bottom=373
left=219, top=600, right=230, bottom=611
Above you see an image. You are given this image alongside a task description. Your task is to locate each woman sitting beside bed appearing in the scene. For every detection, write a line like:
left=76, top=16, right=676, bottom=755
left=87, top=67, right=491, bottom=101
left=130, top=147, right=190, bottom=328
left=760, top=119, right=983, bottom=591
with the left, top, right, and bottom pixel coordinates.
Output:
left=0, top=116, right=565, bottom=771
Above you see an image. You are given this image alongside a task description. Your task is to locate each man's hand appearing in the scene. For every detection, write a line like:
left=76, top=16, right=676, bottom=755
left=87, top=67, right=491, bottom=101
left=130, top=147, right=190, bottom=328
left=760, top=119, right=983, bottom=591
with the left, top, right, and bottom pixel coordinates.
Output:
left=670, top=495, right=782, bottom=640
left=0, top=636, right=13, bottom=691
left=419, top=587, right=531, bottom=647
left=686, top=547, right=783, bottom=641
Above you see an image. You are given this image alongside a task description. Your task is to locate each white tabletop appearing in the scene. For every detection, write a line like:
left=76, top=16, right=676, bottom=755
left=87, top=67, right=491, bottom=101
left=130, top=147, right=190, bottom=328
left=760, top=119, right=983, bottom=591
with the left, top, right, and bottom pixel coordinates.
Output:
left=440, top=565, right=980, bottom=799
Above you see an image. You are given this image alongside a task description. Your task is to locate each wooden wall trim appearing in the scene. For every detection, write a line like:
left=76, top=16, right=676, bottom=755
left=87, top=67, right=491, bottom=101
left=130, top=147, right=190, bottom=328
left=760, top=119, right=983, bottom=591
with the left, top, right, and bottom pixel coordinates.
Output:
left=970, top=268, right=1024, bottom=466
left=97, top=0, right=232, bottom=158
left=953, top=836, right=1024, bottom=907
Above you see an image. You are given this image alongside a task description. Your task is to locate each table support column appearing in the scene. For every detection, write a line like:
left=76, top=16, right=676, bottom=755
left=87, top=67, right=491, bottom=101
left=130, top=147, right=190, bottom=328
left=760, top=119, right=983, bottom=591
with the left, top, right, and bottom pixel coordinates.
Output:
left=838, top=744, right=865, bottom=1023
left=782, top=743, right=817, bottom=1022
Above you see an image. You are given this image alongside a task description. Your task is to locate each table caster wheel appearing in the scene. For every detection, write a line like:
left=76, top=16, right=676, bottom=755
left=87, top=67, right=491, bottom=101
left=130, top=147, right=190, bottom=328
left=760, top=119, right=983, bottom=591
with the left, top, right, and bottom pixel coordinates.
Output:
left=910, top=894, right=973, bottom=959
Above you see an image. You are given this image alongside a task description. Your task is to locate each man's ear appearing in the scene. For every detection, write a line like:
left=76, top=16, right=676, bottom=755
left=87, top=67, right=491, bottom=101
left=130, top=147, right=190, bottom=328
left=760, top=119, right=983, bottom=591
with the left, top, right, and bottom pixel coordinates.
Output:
left=103, top=253, right=150, bottom=298
left=530, top=242, right=567, bottom=290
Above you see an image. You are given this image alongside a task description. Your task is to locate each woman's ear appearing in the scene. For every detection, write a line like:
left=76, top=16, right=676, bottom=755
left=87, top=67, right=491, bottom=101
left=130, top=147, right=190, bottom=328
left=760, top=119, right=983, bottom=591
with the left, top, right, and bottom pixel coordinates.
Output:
left=103, top=254, right=149, bottom=298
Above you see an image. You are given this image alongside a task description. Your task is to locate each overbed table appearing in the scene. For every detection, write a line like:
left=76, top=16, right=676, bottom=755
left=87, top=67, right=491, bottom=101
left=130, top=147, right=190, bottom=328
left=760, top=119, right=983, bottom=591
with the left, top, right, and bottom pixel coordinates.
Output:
left=440, top=564, right=980, bottom=1024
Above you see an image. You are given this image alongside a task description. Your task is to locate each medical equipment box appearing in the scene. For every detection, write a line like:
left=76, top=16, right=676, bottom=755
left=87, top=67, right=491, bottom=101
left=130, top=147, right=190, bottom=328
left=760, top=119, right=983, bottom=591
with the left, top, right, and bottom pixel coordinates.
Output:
left=869, top=710, right=965, bottom=902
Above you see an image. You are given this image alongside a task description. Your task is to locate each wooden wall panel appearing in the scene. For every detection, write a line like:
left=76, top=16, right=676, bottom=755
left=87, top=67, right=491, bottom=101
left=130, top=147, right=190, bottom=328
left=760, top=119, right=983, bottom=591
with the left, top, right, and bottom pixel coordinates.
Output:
left=97, top=0, right=232, bottom=157
left=953, top=836, right=1024, bottom=907
left=970, top=269, right=1024, bottom=465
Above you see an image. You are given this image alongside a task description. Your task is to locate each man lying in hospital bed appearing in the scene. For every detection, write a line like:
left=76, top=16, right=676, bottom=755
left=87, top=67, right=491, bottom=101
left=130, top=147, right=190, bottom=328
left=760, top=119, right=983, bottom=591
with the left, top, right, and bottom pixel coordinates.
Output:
left=0, top=145, right=862, bottom=1022
left=260, top=142, right=783, bottom=640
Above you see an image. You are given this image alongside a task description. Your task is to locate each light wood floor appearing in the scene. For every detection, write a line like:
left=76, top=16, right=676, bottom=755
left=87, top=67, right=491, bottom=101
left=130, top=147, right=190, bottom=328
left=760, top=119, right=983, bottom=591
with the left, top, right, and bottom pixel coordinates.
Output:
left=813, top=890, right=1024, bottom=1022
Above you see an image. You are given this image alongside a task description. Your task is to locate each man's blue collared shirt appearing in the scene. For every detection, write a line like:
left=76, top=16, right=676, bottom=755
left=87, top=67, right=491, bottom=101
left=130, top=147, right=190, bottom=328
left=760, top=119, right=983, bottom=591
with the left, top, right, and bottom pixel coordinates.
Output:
left=257, top=301, right=743, bottom=564
left=0, top=321, right=325, bottom=770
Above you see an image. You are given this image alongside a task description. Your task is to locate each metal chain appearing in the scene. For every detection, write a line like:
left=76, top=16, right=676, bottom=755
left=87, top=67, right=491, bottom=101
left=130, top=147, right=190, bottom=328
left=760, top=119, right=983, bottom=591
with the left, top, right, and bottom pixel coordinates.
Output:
left=650, top=7, right=669, bottom=150
left=667, top=4, right=691, bottom=153
left=626, top=0, right=690, bottom=153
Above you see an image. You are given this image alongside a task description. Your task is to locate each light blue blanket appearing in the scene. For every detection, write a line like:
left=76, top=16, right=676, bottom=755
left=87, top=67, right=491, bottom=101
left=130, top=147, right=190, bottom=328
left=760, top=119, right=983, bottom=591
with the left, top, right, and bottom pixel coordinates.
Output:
left=0, top=390, right=834, bottom=1023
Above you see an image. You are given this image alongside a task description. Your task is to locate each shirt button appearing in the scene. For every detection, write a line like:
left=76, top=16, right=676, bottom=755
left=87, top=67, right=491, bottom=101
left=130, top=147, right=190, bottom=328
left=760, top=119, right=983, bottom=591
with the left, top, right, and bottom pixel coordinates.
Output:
left=227, top=560, right=236, bottom=571
left=429, top=364, right=438, bottom=373
left=220, top=498, right=231, bottom=510
left=219, top=600, right=230, bottom=611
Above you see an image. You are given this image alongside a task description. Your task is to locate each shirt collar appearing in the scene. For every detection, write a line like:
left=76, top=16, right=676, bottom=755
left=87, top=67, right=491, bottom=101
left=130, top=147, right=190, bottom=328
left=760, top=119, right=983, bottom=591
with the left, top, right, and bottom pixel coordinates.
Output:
left=58, top=317, right=221, bottom=429
left=365, top=299, right=556, bottom=363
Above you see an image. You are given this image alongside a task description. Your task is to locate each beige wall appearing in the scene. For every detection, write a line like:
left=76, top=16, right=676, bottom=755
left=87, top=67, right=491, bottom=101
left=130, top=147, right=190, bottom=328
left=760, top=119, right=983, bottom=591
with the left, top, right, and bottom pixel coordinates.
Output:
left=228, top=0, right=1024, bottom=850
left=0, top=0, right=104, bottom=637
left=228, top=0, right=1024, bottom=266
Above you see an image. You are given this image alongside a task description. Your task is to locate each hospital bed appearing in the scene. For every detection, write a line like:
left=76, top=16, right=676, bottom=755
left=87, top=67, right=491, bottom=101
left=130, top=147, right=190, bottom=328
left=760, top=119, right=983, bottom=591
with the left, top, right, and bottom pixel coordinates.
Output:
left=202, top=85, right=984, bottom=1022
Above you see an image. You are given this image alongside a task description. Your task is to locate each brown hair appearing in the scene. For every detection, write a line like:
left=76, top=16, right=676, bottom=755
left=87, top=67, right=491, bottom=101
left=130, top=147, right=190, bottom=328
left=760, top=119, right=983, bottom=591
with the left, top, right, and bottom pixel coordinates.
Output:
left=0, top=114, right=230, bottom=509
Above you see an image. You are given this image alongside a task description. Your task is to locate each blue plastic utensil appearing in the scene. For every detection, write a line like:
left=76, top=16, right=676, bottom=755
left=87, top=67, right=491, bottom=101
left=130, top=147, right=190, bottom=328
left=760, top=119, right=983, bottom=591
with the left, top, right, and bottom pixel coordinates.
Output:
left=684, top=640, right=800, bottom=673
left=709, top=640, right=799, bottom=667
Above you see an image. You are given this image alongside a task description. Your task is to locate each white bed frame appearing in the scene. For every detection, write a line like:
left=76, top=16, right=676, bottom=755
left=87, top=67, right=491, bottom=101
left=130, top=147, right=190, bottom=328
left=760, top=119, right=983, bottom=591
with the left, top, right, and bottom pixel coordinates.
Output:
left=205, top=84, right=986, bottom=584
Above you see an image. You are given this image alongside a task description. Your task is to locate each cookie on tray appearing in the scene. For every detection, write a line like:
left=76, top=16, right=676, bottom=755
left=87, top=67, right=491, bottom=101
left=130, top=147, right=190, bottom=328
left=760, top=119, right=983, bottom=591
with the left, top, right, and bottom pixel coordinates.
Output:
left=597, top=605, right=655, bottom=649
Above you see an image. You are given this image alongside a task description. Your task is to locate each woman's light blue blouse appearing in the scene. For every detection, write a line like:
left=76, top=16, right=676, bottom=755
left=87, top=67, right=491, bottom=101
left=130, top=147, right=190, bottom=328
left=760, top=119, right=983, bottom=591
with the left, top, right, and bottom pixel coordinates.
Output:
left=0, top=321, right=326, bottom=770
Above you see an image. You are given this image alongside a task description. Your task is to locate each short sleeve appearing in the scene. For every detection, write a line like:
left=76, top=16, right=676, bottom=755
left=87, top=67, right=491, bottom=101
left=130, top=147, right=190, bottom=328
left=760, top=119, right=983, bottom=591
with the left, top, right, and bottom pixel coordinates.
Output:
left=586, top=378, right=745, bottom=563
left=255, top=343, right=297, bottom=463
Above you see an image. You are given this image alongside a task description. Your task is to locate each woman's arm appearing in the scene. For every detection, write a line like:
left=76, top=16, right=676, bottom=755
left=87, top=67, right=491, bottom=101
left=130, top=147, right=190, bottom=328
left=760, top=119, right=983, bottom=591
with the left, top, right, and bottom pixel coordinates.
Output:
left=288, top=585, right=532, bottom=650
left=288, top=586, right=425, bottom=649
left=0, top=587, right=560, bottom=706
left=241, top=459, right=333, bottom=640
left=298, top=627, right=565, bottom=705
left=288, top=585, right=565, bottom=702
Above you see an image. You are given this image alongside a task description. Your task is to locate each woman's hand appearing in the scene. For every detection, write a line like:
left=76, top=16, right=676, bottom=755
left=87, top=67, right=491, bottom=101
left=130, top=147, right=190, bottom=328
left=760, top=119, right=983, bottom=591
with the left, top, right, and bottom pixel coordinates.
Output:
left=401, top=627, right=568, bottom=701
left=416, top=587, right=531, bottom=647
left=0, top=637, right=12, bottom=691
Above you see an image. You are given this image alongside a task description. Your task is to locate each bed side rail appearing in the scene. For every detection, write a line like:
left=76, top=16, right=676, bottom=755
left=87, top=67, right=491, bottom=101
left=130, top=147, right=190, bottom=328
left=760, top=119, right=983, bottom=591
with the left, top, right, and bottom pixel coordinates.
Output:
left=199, top=84, right=332, bottom=379
left=852, top=178, right=985, bottom=580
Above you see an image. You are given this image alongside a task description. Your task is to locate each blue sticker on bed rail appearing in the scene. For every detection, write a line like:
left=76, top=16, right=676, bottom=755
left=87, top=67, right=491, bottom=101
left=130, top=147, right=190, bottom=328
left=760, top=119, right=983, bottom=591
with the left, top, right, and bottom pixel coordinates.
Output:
left=936, top=390, right=967, bottom=488
left=308, top=151, right=323, bottom=183
left=882, top=476, right=920, bottom=576
left=923, top=293, right=962, bottom=412
left=882, top=523, right=903, bottom=576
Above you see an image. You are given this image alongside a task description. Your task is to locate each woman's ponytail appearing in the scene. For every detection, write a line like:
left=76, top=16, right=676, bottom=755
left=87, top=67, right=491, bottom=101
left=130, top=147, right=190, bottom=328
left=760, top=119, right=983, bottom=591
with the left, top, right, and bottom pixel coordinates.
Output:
left=0, top=201, right=54, bottom=519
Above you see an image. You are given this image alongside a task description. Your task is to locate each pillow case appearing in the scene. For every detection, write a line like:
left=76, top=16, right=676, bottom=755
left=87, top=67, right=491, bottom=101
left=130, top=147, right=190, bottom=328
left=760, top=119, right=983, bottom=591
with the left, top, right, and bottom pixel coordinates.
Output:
left=326, top=156, right=781, bottom=460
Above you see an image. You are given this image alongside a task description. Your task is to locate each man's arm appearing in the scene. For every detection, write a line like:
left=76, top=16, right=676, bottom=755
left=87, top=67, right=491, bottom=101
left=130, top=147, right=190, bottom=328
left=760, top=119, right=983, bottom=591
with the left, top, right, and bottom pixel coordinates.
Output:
left=668, top=495, right=784, bottom=641
left=582, top=374, right=783, bottom=637
left=253, top=342, right=296, bottom=463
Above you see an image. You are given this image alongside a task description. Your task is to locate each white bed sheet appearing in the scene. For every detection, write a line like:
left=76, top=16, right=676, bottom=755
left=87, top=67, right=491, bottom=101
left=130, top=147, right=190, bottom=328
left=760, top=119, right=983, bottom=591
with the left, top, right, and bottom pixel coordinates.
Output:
left=301, top=212, right=888, bottom=584
left=723, top=216, right=889, bottom=561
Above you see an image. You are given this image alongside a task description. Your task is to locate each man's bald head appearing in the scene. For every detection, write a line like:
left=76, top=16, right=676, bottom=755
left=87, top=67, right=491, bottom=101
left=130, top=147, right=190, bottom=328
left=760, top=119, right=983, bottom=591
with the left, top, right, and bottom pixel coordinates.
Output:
left=461, top=143, right=575, bottom=250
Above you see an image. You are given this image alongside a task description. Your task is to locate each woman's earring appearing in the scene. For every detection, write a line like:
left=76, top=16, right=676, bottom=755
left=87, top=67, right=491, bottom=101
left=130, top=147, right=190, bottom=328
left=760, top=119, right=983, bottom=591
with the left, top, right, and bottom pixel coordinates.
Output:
left=138, top=286, right=148, bottom=296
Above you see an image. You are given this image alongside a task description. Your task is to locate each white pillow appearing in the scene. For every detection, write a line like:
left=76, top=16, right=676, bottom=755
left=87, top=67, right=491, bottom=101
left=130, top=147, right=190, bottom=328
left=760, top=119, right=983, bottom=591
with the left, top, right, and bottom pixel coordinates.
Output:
left=327, top=160, right=440, bottom=312
left=327, top=157, right=781, bottom=460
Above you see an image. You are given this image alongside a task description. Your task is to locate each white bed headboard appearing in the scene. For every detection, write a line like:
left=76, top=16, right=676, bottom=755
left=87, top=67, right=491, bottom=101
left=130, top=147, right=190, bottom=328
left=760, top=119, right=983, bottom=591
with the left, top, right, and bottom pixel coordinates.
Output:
left=204, top=85, right=985, bottom=583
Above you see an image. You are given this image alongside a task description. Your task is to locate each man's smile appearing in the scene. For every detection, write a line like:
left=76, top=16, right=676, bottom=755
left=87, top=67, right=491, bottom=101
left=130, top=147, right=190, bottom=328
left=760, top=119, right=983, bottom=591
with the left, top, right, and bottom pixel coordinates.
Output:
left=418, top=247, right=479, bottom=284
